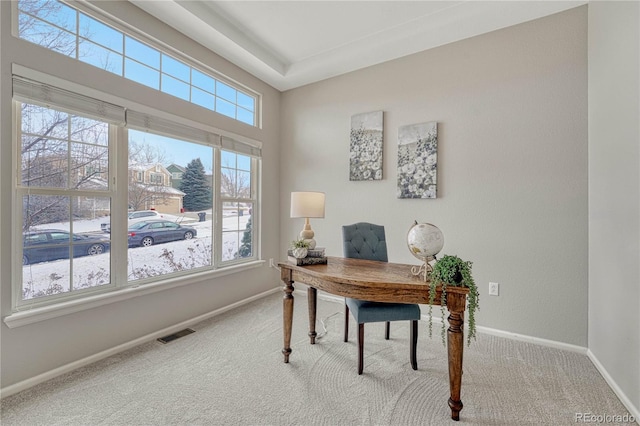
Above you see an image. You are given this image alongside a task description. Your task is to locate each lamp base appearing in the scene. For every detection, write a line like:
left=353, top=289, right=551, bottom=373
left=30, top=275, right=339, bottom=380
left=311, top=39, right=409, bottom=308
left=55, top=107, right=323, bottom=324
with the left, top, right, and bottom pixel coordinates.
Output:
left=301, top=238, right=317, bottom=250
left=299, top=220, right=317, bottom=249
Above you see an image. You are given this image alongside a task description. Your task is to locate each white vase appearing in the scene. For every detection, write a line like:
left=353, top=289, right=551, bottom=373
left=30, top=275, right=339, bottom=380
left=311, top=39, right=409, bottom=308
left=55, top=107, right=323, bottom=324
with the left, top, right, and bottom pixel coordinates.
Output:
left=292, top=247, right=307, bottom=259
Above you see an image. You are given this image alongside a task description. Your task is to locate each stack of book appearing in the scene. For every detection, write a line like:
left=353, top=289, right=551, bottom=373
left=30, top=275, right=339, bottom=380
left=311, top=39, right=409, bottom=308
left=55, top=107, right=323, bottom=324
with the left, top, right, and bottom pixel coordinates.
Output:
left=287, top=247, right=327, bottom=266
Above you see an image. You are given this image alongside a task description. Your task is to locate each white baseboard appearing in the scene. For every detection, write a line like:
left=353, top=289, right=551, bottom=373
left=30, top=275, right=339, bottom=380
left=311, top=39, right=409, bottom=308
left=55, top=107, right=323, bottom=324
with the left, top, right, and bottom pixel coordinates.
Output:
left=587, top=350, right=640, bottom=424
left=474, top=324, right=587, bottom=354
left=0, top=287, right=281, bottom=399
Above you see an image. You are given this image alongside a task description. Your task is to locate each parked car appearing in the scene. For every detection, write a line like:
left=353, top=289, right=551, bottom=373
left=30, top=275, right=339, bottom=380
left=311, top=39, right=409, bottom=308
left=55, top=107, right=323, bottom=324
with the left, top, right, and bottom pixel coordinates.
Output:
left=128, top=219, right=197, bottom=247
left=23, top=229, right=111, bottom=265
left=101, top=210, right=164, bottom=232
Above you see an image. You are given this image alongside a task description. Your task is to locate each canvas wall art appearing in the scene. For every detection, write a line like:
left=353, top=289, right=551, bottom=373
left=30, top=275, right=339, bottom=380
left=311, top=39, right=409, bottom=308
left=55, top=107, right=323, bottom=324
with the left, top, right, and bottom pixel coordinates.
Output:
left=397, top=121, right=438, bottom=198
left=350, top=111, right=383, bottom=181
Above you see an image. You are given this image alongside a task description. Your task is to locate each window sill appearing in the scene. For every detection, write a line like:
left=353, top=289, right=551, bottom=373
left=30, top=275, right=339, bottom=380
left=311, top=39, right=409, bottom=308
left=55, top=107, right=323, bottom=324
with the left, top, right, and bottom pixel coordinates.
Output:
left=4, top=260, right=265, bottom=329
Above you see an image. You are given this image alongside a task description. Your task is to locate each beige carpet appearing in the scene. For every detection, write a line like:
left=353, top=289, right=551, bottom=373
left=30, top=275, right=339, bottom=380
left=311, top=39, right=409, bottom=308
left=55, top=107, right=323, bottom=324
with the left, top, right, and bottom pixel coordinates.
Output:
left=1, top=291, right=634, bottom=425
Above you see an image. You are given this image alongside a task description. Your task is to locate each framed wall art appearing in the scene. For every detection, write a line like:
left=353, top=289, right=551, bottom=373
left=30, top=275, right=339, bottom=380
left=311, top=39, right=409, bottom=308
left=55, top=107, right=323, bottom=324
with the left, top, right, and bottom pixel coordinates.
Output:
left=350, top=111, right=383, bottom=181
left=397, top=121, right=437, bottom=199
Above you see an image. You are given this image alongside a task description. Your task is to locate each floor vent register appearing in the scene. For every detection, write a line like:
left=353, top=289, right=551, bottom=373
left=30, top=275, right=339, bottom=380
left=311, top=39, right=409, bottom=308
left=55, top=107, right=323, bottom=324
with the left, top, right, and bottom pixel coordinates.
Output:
left=157, top=328, right=195, bottom=344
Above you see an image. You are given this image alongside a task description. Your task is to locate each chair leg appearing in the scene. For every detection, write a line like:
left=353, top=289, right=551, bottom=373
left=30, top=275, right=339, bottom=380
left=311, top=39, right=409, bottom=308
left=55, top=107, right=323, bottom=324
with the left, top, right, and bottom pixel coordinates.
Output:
left=358, top=323, right=365, bottom=375
left=344, top=303, right=349, bottom=342
left=410, top=320, right=418, bottom=370
left=385, top=321, right=390, bottom=340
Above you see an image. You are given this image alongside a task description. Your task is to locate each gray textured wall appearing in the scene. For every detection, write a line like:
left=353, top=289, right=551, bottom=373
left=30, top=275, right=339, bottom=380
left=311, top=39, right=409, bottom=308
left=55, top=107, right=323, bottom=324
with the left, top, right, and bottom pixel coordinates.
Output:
left=588, top=1, right=640, bottom=415
left=280, top=7, right=589, bottom=346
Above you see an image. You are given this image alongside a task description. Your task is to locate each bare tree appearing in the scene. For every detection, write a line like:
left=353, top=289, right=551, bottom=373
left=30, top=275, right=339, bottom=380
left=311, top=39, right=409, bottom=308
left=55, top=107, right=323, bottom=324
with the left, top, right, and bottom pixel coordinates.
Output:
left=21, top=104, right=109, bottom=230
left=220, top=157, right=250, bottom=199
left=18, top=0, right=77, bottom=55
left=129, top=139, right=167, bottom=165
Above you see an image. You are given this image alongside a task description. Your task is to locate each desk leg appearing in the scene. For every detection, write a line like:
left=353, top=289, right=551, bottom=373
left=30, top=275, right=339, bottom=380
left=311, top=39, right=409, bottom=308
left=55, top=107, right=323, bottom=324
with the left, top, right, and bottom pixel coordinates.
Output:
left=282, top=271, right=294, bottom=363
left=447, top=294, right=466, bottom=421
left=308, top=287, right=317, bottom=344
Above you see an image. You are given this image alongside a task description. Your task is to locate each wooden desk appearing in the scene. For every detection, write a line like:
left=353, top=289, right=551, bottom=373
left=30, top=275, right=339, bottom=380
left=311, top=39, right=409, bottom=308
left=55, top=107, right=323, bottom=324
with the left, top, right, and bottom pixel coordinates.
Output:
left=279, top=256, right=470, bottom=421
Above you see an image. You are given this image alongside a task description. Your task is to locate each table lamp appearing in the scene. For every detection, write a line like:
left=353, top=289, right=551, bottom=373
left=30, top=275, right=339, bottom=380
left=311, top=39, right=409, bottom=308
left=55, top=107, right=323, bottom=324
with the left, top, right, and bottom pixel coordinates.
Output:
left=290, top=191, right=325, bottom=250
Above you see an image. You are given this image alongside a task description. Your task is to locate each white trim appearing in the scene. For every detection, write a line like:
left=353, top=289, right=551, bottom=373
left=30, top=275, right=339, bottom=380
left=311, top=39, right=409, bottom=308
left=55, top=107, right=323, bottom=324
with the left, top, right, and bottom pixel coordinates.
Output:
left=0, top=286, right=281, bottom=399
left=474, top=324, right=587, bottom=354
left=587, top=350, right=640, bottom=424
left=4, top=260, right=265, bottom=328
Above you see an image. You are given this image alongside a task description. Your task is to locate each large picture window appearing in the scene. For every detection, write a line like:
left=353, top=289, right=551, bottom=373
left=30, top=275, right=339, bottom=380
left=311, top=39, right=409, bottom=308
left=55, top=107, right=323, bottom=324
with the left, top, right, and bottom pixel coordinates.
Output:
left=12, top=75, right=261, bottom=311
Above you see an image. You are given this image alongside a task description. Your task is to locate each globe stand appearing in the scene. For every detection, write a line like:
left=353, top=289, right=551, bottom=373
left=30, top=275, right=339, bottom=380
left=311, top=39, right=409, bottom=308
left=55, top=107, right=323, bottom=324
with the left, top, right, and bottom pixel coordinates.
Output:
left=411, top=256, right=435, bottom=282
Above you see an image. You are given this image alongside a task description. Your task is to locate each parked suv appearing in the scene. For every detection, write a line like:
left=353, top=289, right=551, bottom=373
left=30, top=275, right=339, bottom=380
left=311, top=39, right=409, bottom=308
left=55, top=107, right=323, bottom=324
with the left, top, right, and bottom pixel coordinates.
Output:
left=101, top=210, right=164, bottom=233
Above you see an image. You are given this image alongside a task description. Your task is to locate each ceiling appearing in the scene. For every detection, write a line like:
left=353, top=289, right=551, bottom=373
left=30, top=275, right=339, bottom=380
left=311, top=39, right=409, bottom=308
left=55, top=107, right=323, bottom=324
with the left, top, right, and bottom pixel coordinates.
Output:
left=130, top=1, right=586, bottom=92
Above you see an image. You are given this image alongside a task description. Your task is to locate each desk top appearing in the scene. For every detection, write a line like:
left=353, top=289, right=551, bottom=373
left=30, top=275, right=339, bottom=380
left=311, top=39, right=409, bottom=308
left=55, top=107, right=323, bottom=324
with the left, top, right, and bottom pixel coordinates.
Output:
left=279, top=256, right=468, bottom=305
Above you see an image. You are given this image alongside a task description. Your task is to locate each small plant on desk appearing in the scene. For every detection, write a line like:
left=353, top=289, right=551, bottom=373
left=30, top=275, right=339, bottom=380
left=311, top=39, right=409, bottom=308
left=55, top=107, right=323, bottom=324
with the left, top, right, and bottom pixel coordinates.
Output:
left=429, top=254, right=479, bottom=346
left=289, top=238, right=310, bottom=259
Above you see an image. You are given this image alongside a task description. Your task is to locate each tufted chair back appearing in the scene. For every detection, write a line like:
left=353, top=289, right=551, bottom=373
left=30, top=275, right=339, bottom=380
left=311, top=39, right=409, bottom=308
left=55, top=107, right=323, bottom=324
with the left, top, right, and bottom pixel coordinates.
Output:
left=342, top=222, right=388, bottom=262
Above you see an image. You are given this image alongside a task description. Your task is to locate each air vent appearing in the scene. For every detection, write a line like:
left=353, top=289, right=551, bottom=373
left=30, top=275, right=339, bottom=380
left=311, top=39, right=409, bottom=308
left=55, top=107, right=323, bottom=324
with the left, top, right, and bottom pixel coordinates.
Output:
left=157, top=328, right=195, bottom=344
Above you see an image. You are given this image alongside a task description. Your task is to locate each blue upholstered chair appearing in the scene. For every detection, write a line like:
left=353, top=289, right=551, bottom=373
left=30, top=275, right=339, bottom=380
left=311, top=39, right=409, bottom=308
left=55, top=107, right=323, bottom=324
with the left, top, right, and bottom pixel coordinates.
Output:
left=342, top=222, right=421, bottom=374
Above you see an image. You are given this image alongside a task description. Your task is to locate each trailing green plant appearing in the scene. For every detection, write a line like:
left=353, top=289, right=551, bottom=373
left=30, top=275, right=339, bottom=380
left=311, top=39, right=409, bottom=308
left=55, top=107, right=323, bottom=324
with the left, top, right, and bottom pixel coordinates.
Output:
left=428, top=254, right=479, bottom=346
left=290, top=238, right=310, bottom=249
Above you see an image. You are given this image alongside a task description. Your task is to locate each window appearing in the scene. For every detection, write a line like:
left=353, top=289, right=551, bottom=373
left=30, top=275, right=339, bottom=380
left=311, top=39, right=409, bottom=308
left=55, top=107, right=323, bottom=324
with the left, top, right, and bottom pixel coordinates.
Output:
left=127, top=130, right=213, bottom=282
left=17, top=0, right=258, bottom=126
left=220, top=150, right=255, bottom=262
left=18, top=102, right=113, bottom=301
left=149, top=172, right=164, bottom=185
left=12, top=75, right=261, bottom=311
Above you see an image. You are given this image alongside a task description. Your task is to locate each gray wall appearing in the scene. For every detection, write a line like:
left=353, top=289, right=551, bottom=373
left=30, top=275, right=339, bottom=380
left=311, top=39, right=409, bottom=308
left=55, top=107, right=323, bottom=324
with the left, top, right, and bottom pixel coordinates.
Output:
left=0, top=1, right=281, bottom=388
left=588, top=1, right=640, bottom=413
left=280, top=7, right=589, bottom=346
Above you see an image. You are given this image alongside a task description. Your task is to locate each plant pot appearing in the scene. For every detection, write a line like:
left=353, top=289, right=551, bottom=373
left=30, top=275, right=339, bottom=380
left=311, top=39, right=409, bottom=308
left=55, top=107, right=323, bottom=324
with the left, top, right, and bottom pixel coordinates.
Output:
left=292, top=247, right=307, bottom=259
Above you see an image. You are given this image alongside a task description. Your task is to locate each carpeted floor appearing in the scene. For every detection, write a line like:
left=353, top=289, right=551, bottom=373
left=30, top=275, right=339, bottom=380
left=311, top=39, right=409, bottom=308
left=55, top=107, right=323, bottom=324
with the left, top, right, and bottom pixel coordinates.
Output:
left=1, top=291, right=634, bottom=425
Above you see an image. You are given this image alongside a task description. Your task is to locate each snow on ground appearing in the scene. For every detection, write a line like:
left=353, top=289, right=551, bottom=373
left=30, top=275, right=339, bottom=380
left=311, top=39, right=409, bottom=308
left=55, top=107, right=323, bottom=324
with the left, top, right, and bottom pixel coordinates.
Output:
left=23, top=212, right=250, bottom=300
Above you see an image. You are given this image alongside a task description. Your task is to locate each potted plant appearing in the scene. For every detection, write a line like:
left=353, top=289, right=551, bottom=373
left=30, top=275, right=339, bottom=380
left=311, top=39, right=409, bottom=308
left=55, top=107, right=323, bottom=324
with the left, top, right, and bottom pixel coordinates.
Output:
left=428, top=254, right=479, bottom=346
left=290, top=238, right=310, bottom=259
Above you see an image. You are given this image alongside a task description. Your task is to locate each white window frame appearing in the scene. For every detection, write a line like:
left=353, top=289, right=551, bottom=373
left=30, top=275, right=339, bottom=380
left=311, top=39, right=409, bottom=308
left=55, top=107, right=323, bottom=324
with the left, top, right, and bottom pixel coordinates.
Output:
left=13, top=0, right=261, bottom=127
left=7, top=68, right=263, bottom=327
left=216, top=151, right=260, bottom=266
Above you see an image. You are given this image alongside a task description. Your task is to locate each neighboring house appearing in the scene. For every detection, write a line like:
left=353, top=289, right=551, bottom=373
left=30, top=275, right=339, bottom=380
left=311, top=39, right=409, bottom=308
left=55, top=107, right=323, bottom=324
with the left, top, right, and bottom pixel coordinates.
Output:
left=166, top=164, right=185, bottom=190
left=129, top=163, right=185, bottom=214
left=167, top=163, right=213, bottom=191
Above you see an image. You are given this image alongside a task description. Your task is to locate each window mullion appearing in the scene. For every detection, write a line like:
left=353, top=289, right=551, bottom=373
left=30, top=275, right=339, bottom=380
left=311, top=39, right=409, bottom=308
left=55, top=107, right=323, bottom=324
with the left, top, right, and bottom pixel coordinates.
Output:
left=113, top=125, right=128, bottom=287
left=213, top=148, right=222, bottom=267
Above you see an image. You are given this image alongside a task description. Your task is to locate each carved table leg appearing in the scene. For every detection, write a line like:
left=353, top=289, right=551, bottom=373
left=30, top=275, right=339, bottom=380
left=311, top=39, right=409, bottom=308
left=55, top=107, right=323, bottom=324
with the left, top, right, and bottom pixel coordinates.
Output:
left=308, top=286, right=317, bottom=344
left=282, top=269, right=294, bottom=363
left=447, top=293, right=466, bottom=421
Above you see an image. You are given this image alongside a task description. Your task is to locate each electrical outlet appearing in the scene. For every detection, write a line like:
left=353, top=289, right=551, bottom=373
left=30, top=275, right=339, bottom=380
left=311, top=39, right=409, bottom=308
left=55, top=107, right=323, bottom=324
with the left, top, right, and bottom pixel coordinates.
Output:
left=489, top=282, right=500, bottom=296
left=269, top=258, right=275, bottom=268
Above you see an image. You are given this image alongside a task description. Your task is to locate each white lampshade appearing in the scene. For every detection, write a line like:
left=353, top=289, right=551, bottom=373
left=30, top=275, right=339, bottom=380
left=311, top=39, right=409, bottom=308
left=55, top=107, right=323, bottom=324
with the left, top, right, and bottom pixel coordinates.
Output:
left=290, top=192, right=325, bottom=218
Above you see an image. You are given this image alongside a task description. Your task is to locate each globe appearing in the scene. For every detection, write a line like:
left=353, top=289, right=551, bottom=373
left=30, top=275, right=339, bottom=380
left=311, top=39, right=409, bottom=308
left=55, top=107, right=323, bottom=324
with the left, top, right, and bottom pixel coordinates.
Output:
left=407, top=222, right=444, bottom=261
